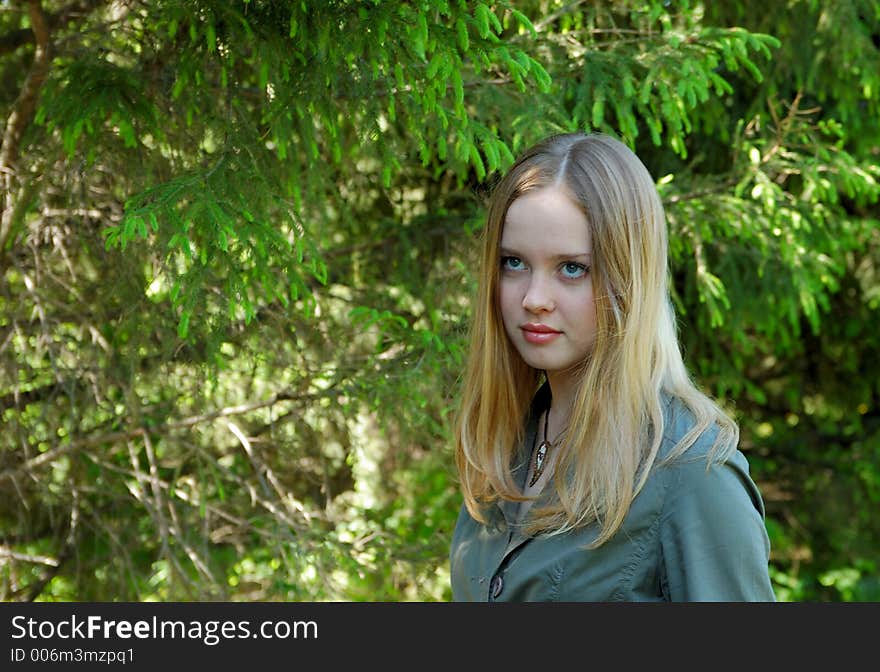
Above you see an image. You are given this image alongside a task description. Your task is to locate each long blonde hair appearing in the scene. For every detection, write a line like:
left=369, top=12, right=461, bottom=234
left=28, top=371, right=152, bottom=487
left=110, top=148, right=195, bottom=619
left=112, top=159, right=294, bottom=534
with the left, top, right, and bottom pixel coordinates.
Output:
left=454, top=132, right=738, bottom=546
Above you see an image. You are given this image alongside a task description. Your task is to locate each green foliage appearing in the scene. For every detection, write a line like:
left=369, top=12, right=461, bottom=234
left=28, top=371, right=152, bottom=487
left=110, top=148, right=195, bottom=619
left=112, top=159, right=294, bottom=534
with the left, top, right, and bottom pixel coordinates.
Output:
left=1, top=0, right=878, bottom=602
left=105, top=154, right=328, bottom=339
left=35, top=58, right=159, bottom=159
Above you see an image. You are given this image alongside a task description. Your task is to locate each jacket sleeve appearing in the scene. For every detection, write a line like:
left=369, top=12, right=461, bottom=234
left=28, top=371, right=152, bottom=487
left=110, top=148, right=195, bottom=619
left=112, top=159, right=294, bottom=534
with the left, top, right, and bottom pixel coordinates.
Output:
left=658, top=449, right=776, bottom=601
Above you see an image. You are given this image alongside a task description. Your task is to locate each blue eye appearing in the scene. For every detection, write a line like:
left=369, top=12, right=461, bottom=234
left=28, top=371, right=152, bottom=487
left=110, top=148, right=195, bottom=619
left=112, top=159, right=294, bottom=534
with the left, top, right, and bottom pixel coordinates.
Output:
left=561, top=262, right=588, bottom=279
left=501, top=256, right=526, bottom=272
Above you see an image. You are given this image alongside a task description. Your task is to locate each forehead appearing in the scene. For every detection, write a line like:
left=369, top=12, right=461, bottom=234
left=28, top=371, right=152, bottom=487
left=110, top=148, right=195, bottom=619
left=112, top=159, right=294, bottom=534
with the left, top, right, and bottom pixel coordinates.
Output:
left=501, top=186, right=591, bottom=251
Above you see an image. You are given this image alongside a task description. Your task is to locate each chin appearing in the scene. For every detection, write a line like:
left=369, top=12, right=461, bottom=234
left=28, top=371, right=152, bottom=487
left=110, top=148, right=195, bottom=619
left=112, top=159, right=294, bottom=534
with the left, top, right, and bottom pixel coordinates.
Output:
left=516, top=352, right=563, bottom=372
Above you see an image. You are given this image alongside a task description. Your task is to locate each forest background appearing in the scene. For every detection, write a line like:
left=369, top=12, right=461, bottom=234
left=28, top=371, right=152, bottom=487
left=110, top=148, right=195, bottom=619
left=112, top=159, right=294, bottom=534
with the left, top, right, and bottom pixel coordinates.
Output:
left=1, top=0, right=878, bottom=602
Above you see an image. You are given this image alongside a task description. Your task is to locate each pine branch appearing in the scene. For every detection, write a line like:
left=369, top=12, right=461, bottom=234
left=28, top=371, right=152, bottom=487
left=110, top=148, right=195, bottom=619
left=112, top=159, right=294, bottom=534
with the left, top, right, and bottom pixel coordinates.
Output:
left=0, top=389, right=335, bottom=484
left=0, top=0, right=107, bottom=56
left=532, top=0, right=591, bottom=33
left=0, top=0, right=50, bottom=258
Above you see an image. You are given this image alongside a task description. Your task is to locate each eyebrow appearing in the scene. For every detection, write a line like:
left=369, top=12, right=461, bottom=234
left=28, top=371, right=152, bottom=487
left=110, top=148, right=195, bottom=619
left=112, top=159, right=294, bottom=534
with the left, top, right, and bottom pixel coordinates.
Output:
left=500, top=247, right=592, bottom=261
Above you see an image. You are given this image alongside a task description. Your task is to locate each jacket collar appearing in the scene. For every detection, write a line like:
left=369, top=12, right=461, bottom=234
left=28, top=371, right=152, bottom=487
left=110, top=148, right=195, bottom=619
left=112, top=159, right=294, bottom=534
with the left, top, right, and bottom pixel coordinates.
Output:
left=494, top=381, right=552, bottom=528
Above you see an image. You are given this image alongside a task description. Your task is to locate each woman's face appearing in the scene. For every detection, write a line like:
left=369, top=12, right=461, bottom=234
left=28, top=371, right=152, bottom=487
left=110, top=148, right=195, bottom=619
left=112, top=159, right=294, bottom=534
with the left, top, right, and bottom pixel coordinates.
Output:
left=498, top=185, right=598, bottom=379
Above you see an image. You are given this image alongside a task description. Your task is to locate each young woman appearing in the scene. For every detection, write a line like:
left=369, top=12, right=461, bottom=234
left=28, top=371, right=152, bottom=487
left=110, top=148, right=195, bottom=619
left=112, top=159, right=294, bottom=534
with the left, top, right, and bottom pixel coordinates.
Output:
left=449, top=132, right=776, bottom=601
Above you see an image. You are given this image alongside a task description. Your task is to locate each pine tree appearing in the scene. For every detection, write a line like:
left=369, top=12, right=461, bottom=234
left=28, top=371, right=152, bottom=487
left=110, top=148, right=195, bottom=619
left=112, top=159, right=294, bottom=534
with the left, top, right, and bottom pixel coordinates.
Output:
left=1, top=0, right=877, bottom=601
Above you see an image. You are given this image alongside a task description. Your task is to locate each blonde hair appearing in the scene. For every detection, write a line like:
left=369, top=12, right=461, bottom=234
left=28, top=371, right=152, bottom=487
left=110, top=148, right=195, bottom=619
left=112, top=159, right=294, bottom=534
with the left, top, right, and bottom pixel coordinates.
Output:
left=454, top=132, right=738, bottom=546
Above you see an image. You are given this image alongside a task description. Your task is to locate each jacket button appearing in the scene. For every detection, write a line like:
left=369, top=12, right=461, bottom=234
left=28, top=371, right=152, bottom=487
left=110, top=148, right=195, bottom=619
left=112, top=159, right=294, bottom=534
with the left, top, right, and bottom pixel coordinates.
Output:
left=490, top=575, right=504, bottom=599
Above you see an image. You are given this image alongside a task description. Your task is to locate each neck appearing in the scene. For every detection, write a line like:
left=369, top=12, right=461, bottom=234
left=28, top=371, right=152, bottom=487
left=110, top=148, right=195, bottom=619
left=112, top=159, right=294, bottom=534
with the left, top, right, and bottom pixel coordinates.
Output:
left=545, top=369, right=577, bottom=431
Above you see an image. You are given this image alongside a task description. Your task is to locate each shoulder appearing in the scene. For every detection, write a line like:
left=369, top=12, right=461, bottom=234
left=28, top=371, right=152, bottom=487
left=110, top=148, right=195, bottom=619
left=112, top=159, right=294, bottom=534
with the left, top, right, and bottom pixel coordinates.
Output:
left=655, top=393, right=763, bottom=516
left=649, top=396, right=775, bottom=600
left=656, top=393, right=717, bottom=458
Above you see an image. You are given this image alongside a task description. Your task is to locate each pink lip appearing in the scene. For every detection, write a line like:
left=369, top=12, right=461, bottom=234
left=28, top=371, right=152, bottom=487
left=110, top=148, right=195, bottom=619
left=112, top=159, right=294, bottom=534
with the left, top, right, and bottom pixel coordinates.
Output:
left=521, top=323, right=561, bottom=344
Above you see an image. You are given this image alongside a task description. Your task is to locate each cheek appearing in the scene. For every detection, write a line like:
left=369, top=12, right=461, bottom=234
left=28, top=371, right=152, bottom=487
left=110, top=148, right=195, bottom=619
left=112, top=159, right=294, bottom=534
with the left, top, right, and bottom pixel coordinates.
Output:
left=572, top=285, right=598, bottom=334
left=497, top=279, right=519, bottom=318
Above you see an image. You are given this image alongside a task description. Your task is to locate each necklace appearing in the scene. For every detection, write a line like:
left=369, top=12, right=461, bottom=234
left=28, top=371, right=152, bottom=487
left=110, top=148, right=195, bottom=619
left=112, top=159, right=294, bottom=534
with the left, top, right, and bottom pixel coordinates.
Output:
left=529, top=406, right=554, bottom=487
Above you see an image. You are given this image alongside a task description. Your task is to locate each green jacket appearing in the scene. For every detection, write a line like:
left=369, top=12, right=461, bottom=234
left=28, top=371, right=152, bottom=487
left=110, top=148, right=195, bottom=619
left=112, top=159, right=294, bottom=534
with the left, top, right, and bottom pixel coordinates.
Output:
left=449, top=389, right=776, bottom=602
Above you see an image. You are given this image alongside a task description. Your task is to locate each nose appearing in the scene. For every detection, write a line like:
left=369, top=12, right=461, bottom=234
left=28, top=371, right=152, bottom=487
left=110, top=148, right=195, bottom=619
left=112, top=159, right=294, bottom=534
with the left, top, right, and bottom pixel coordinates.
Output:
left=522, top=274, right=555, bottom=313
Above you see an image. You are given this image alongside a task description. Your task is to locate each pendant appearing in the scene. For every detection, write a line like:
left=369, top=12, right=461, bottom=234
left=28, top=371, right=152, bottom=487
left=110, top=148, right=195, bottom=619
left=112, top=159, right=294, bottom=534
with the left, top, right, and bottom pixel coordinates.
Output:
left=529, top=440, right=550, bottom=487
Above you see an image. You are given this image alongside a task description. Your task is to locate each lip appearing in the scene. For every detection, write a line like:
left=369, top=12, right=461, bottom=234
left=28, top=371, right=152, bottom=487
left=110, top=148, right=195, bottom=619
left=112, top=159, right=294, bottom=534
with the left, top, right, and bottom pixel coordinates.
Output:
left=521, top=323, right=562, bottom=344
left=522, top=323, right=560, bottom=333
